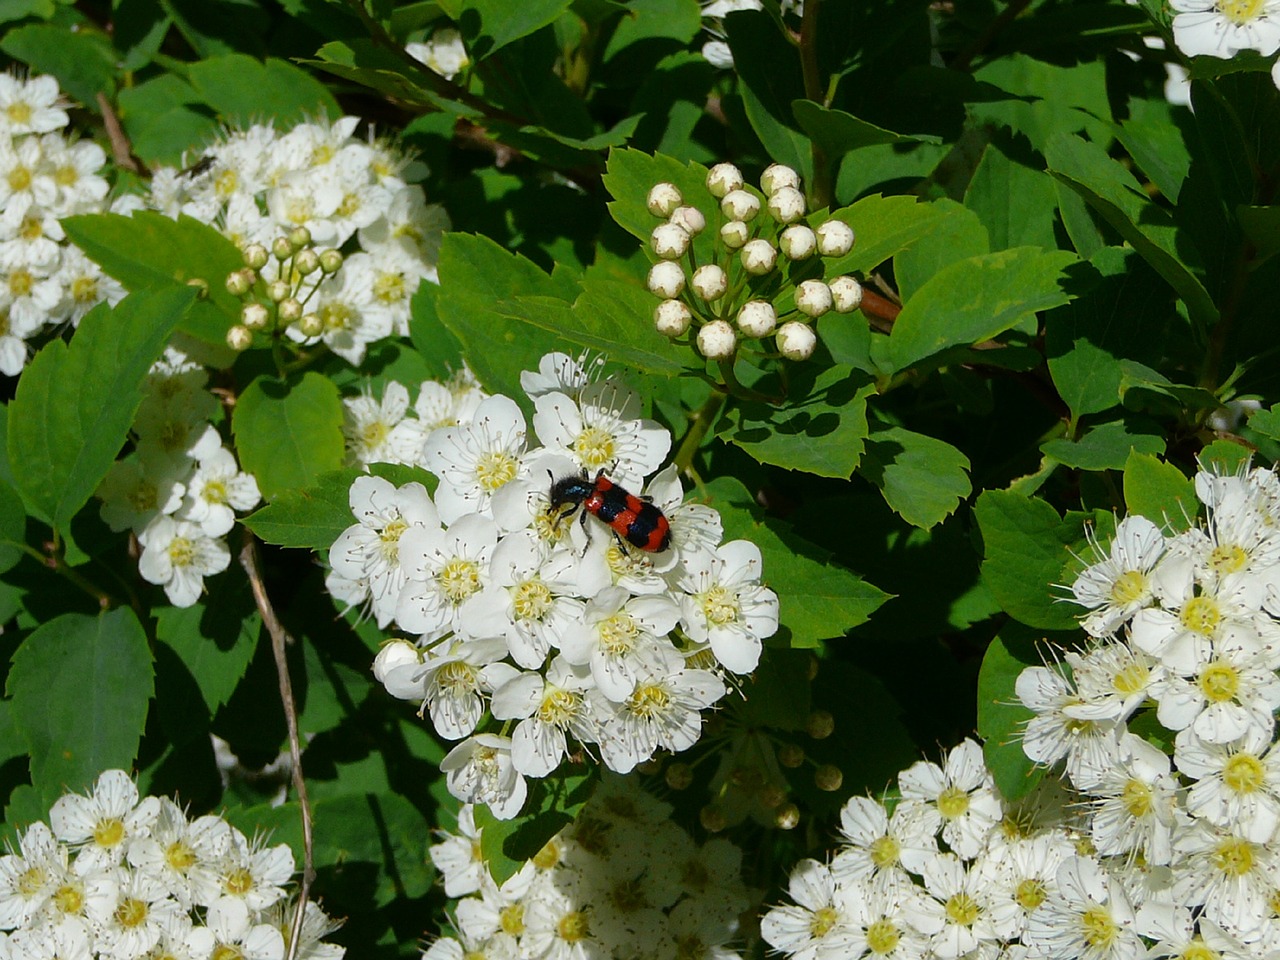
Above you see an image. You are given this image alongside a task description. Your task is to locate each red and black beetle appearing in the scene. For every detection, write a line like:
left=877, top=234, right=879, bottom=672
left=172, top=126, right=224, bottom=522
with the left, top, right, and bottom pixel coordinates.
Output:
left=549, top=471, right=672, bottom=553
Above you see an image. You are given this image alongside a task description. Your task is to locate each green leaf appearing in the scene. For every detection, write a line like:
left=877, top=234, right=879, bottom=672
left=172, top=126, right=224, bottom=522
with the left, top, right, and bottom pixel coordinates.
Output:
left=1045, top=133, right=1217, bottom=331
left=602, top=0, right=700, bottom=61
left=155, top=576, right=261, bottom=715
left=892, top=200, right=989, bottom=302
left=1041, top=418, right=1165, bottom=471
left=1, top=24, right=116, bottom=105
left=964, top=139, right=1060, bottom=252
left=1116, top=98, right=1191, bottom=204
left=117, top=75, right=221, bottom=168
left=63, top=212, right=244, bottom=349
left=232, top=372, right=346, bottom=500
left=8, top=287, right=196, bottom=536
left=187, top=55, right=341, bottom=127
left=603, top=148, right=720, bottom=262
left=408, top=282, right=465, bottom=380
left=1238, top=205, right=1280, bottom=263
left=1198, top=439, right=1252, bottom=476
left=437, top=0, right=573, bottom=58
left=7, top=609, right=153, bottom=800
left=708, top=477, right=891, bottom=646
left=724, top=10, right=810, bottom=177
left=860, top=427, right=972, bottom=529
left=975, top=489, right=1093, bottom=631
left=476, top=767, right=595, bottom=884
left=0, top=471, right=25, bottom=575
left=971, top=54, right=1113, bottom=153
left=976, top=627, right=1044, bottom=802
left=721, top=368, right=875, bottom=478
left=822, top=194, right=954, bottom=279
left=1117, top=361, right=1220, bottom=416
left=1123, top=451, right=1197, bottom=533
left=887, top=247, right=1077, bottom=372
left=792, top=100, right=939, bottom=157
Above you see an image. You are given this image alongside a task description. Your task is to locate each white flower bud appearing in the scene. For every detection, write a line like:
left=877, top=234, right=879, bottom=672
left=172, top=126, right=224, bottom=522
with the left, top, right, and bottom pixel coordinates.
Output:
left=288, top=226, right=312, bottom=251
left=271, top=236, right=293, bottom=260
left=740, top=239, right=777, bottom=275
left=278, top=298, right=302, bottom=323
left=647, top=261, right=686, bottom=299
left=697, top=319, right=737, bottom=359
left=670, top=206, right=706, bottom=236
left=319, top=249, right=343, bottom=273
left=647, top=182, right=683, bottom=217
left=297, top=312, right=323, bottom=337
left=768, top=186, right=806, bottom=224
left=241, top=302, right=270, bottom=330
left=266, top=280, right=290, bottom=303
left=654, top=299, right=692, bottom=337
left=692, top=264, right=728, bottom=301
left=225, top=268, right=254, bottom=297
left=736, top=300, right=777, bottom=337
left=225, top=324, right=253, bottom=351
left=720, top=189, right=760, bottom=221
left=816, top=220, right=855, bottom=257
left=295, top=249, right=320, bottom=275
left=779, top=225, right=817, bottom=260
left=706, top=162, right=744, bottom=198
left=829, top=276, right=864, bottom=313
left=761, top=163, right=800, bottom=195
left=720, top=220, right=749, bottom=249
left=651, top=222, right=690, bottom=260
left=373, top=639, right=421, bottom=685
left=243, top=243, right=269, bottom=269
left=777, top=320, right=816, bottom=360
left=796, top=279, right=833, bottom=317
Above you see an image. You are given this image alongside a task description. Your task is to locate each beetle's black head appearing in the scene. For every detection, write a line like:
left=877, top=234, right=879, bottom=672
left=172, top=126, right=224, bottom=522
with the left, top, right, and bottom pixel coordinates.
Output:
left=549, top=473, right=595, bottom=511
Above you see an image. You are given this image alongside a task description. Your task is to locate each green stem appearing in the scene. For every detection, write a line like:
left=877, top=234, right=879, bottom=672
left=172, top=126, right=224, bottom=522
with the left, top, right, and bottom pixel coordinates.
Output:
left=797, top=0, right=832, bottom=210
left=17, top=541, right=115, bottom=609
left=673, top=391, right=727, bottom=476
left=717, top=358, right=785, bottom=404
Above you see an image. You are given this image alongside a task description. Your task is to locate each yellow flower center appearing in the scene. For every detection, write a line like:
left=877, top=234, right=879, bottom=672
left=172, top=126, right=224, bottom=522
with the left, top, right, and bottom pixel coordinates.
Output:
left=379, top=517, right=407, bottom=565
left=19, top=214, right=42, bottom=241
left=533, top=838, right=560, bottom=870
left=115, top=896, right=148, bottom=928
left=168, top=536, right=196, bottom=568
left=700, top=584, right=739, bottom=626
left=1210, top=543, right=1249, bottom=575
left=54, top=164, right=78, bottom=188
left=53, top=881, right=84, bottom=915
left=1112, top=659, right=1151, bottom=696
left=9, top=266, right=33, bottom=297
left=682, top=859, right=709, bottom=891
left=936, top=785, right=970, bottom=820
left=360, top=420, right=389, bottom=450
left=320, top=301, right=354, bottom=332
left=6, top=101, right=31, bottom=125
left=557, top=910, right=590, bottom=943
left=1180, top=938, right=1221, bottom=960
left=1180, top=596, right=1220, bottom=635
left=94, top=817, right=126, bottom=849
left=597, top=612, right=639, bottom=654
left=1015, top=878, right=1046, bottom=911
left=214, top=168, right=238, bottom=198
left=1223, top=752, right=1264, bottom=794
left=1198, top=661, right=1239, bottom=703
left=1220, top=0, right=1267, bottom=26
left=475, top=451, right=518, bottom=493
left=7, top=165, right=31, bottom=193
left=438, top=558, right=481, bottom=603
left=212, top=946, right=245, bottom=960
left=1213, top=837, right=1255, bottom=877
left=17, top=865, right=46, bottom=897
left=203, top=479, right=229, bottom=506
left=165, top=839, right=197, bottom=872
left=223, top=866, right=253, bottom=896
left=628, top=683, right=669, bottom=718
left=499, top=903, right=525, bottom=936
left=675, top=933, right=709, bottom=960
left=1080, top=906, right=1117, bottom=948
left=1110, top=570, right=1147, bottom=605
left=869, top=835, right=900, bottom=868
left=609, top=877, right=647, bottom=913
left=1122, top=778, right=1153, bottom=818
left=373, top=271, right=406, bottom=305
left=866, top=918, right=900, bottom=955
left=572, top=426, right=616, bottom=470
left=71, top=275, right=99, bottom=304
left=945, top=892, right=980, bottom=926
left=537, top=688, right=581, bottom=726
left=437, top=660, right=477, bottom=694
left=809, top=905, right=839, bottom=939
left=513, top=578, right=554, bottom=621
left=337, top=192, right=360, bottom=218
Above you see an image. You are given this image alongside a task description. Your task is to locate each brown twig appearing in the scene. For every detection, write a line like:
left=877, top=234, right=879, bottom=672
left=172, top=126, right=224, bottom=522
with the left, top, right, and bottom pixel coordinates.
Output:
left=95, top=92, right=148, bottom=177
left=239, top=531, right=314, bottom=960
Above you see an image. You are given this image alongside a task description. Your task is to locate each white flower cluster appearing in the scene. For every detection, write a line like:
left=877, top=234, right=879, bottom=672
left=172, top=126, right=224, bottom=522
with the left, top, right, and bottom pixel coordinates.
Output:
left=0, top=72, right=124, bottom=376
left=144, top=115, right=449, bottom=365
left=96, top=347, right=261, bottom=607
left=424, top=779, right=753, bottom=960
left=645, top=162, right=861, bottom=364
left=0, top=769, right=343, bottom=960
left=340, top=367, right=486, bottom=468
left=327, top=352, right=780, bottom=817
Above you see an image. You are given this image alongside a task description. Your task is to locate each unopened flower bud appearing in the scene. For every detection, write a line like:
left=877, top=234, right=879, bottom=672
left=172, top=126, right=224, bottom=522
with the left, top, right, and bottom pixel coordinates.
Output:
left=816, top=220, right=855, bottom=257
left=225, top=324, right=253, bottom=351
left=319, top=249, right=343, bottom=274
left=243, top=243, right=269, bottom=269
left=654, top=299, right=692, bottom=337
left=692, top=264, right=727, bottom=301
left=372, top=639, right=420, bottom=684
left=829, top=276, right=864, bottom=313
left=647, top=182, right=683, bottom=217
left=777, top=743, right=805, bottom=768
left=768, top=186, right=806, bottom=224
left=241, top=302, right=270, bottom=330
left=761, top=163, right=800, bottom=195
left=651, top=222, right=690, bottom=260
left=720, top=189, right=760, bottom=221
left=796, top=280, right=833, bottom=317
left=185, top=277, right=208, bottom=300
left=775, top=803, right=801, bottom=830
left=648, top=261, right=686, bottom=299
left=665, top=763, right=693, bottom=790
left=670, top=205, right=706, bottom=236
left=815, top=764, right=844, bottom=792
left=806, top=709, right=835, bottom=739
left=225, top=269, right=254, bottom=297
left=697, top=319, right=737, bottom=359
left=266, top=280, right=290, bottom=304
left=297, top=312, right=323, bottom=337
left=706, top=162, right=744, bottom=198
left=700, top=805, right=727, bottom=833
left=278, top=298, right=302, bottom=324
left=295, top=249, right=320, bottom=276
left=720, top=220, right=749, bottom=249
left=288, top=226, right=312, bottom=250
left=271, top=236, right=293, bottom=260
left=780, top=225, right=816, bottom=260
left=777, top=321, right=817, bottom=361
left=740, top=239, right=777, bottom=275
left=736, top=300, right=776, bottom=337
left=760, top=784, right=787, bottom=809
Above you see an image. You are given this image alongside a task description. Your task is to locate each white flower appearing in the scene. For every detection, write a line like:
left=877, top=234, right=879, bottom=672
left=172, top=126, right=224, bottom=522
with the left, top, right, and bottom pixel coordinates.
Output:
left=189, top=897, right=285, bottom=960
left=1016, top=662, right=1123, bottom=790
left=918, top=853, right=1001, bottom=959
left=760, top=859, right=860, bottom=960
left=898, top=739, right=1002, bottom=860
left=980, top=831, right=1072, bottom=941
left=0, top=73, right=68, bottom=136
left=213, top=831, right=295, bottom=913
left=440, top=735, right=527, bottom=820
left=341, top=381, right=418, bottom=466
left=1171, top=0, right=1280, bottom=58
left=532, top=381, right=671, bottom=488
left=1071, top=516, right=1166, bottom=637
left=678, top=540, right=778, bottom=674
left=96, top=450, right=188, bottom=536
left=42, top=135, right=108, bottom=216
left=395, top=636, right=515, bottom=740
left=1171, top=819, right=1276, bottom=937
left=86, top=867, right=184, bottom=959
left=1067, top=640, right=1163, bottom=725
left=491, top=657, right=600, bottom=777
left=428, top=805, right=486, bottom=897
left=830, top=797, right=939, bottom=892
left=406, top=27, right=469, bottom=79
left=294, top=262, right=392, bottom=366
left=0, top=822, right=63, bottom=928
left=559, top=586, right=680, bottom=701
left=178, top=445, right=260, bottom=537
left=137, top=517, right=231, bottom=607
left=396, top=513, right=500, bottom=641
left=0, top=303, right=38, bottom=377
left=1176, top=725, right=1280, bottom=841
left=48, top=770, right=161, bottom=870
left=522, top=882, right=598, bottom=960
left=424, top=394, right=528, bottom=523
left=1024, top=856, right=1141, bottom=960
left=1086, top=734, right=1180, bottom=865
left=125, top=798, right=231, bottom=910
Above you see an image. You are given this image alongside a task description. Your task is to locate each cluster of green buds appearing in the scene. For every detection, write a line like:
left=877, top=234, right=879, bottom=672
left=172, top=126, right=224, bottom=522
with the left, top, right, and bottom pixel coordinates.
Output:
left=644, top=162, right=863, bottom=363
left=223, top=227, right=344, bottom=351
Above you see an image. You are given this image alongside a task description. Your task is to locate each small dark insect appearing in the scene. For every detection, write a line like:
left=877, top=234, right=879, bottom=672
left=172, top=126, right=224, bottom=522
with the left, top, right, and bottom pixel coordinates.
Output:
left=549, top=470, right=672, bottom=553
left=180, top=155, right=215, bottom=179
